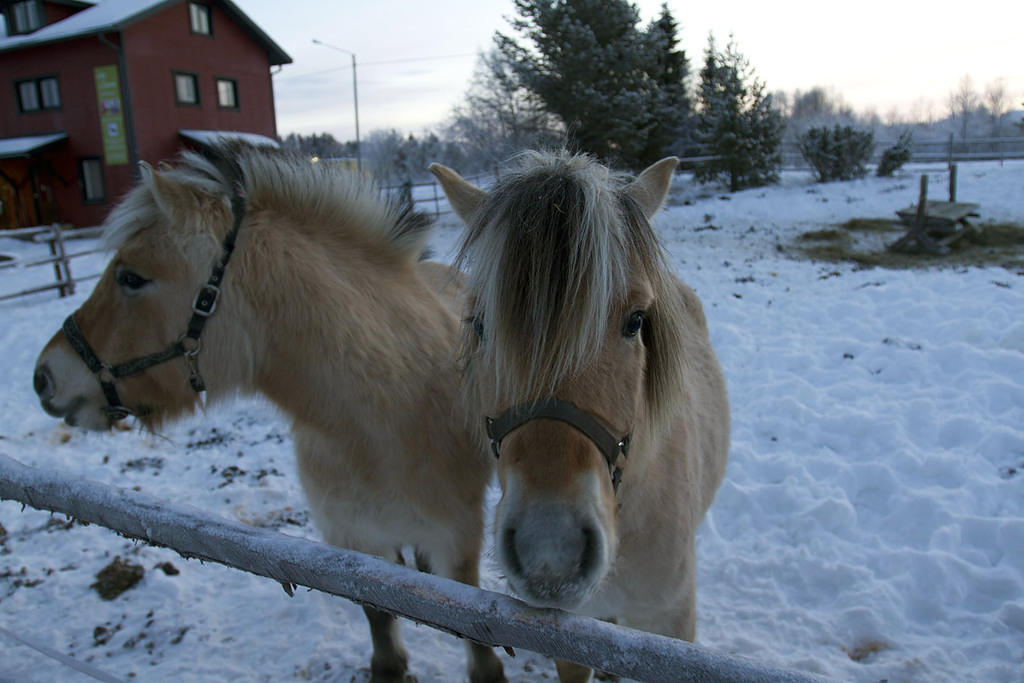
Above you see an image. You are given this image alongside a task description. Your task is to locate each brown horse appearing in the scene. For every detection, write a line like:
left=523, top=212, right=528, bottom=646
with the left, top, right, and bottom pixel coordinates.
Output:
left=32, top=144, right=504, bottom=683
left=432, top=151, right=730, bottom=682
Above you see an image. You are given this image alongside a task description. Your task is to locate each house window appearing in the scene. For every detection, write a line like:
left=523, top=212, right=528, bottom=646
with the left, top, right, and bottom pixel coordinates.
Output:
left=189, top=3, right=211, bottom=35
left=16, top=80, right=38, bottom=111
left=15, top=76, right=60, bottom=112
left=79, top=158, right=105, bottom=204
left=39, top=76, right=60, bottom=107
left=174, top=72, right=199, bottom=105
left=9, top=0, right=43, bottom=34
left=216, top=78, right=238, bottom=109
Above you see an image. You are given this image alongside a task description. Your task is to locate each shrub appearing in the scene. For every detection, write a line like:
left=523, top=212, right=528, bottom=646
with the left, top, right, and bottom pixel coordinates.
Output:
left=695, top=35, right=784, bottom=191
left=798, top=125, right=875, bottom=182
left=876, top=131, right=913, bottom=177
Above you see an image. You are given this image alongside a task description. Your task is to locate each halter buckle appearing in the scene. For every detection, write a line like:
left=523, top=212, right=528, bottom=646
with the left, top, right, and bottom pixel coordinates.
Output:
left=485, top=417, right=501, bottom=458
left=192, top=284, right=221, bottom=317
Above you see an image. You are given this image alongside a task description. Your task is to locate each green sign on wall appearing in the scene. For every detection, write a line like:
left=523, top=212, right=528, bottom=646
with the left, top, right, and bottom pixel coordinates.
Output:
left=93, top=65, right=128, bottom=166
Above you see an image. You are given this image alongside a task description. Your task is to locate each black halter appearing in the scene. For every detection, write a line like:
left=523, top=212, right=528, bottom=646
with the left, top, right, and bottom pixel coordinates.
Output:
left=485, top=398, right=631, bottom=492
left=62, top=187, right=246, bottom=421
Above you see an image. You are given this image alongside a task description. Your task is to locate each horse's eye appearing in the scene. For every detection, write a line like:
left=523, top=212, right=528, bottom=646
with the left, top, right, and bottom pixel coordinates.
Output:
left=465, top=315, right=485, bottom=341
left=623, top=311, right=645, bottom=338
left=117, top=269, right=151, bottom=291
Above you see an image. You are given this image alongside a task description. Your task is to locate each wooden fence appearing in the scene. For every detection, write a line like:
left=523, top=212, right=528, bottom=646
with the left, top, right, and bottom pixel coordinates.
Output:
left=0, top=224, right=103, bottom=302
left=0, top=452, right=827, bottom=683
left=679, top=134, right=1024, bottom=170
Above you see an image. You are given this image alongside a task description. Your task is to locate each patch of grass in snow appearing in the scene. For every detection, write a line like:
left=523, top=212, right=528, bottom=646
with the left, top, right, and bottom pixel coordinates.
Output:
left=843, top=639, right=890, bottom=662
left=793, top=220, right=1024, bottom=270
left=797, top=228, right=850, bottom=242
left=839, top=218, right=905, bottom=233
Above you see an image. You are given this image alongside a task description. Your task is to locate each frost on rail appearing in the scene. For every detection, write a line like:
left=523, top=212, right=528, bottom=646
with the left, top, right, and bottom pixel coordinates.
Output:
left=0, top=452, right=825, bottom=683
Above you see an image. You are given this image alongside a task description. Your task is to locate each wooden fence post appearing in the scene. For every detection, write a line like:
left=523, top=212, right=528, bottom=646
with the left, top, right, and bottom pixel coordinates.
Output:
left=916, top=174, right=928, bottom=224
left=948, top=164, right=957, bottom=203
left=49, top=223, right=75, bottom=297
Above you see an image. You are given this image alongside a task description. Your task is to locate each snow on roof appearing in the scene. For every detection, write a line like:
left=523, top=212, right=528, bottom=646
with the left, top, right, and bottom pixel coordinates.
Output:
left=0, top=0, right=169, bottom=51
left=179, top=129, right=280, bottom=149
left=0, top=132, right=68, bottom=159
left=0, top=0, right=291, bottom=64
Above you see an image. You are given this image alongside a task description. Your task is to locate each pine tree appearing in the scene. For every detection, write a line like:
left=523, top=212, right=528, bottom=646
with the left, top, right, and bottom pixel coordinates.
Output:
left=640, top=3, right=692, bottom=164
left=695, top=34, right=783, bottom=192
left=497, top=0, right=690, bottom=169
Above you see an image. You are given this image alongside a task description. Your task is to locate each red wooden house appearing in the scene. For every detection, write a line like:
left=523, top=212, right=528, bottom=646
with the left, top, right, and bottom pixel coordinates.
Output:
left=0, top=0, right=290, bottom=229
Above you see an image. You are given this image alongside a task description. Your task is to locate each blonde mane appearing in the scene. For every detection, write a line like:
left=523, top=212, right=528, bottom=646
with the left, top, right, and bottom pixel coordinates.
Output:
left=103, top=142, right=430, bottom=259
left=454, top=150, right=686, bottom=427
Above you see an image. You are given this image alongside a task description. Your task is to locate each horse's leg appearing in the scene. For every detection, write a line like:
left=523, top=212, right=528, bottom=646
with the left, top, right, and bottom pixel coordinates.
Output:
left=555, top=659, right=593, bottom=683
left=554, top=616, right=621, bottom=683
left=437, top=553, right=506, bottom=683
left=363, top=605, right=414, bottom=683
left=670, top=544, right=698, bottom=642
left=293, top=431, right=414, bottom=682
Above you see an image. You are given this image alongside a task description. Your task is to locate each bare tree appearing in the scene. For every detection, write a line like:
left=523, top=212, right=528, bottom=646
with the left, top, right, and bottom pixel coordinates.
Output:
left=445, top=48, right=562, bottom=171
left=948, top=75, right=980, bottom=139
left=908, top=97, right=937, bottom=126
left=985, top=78, right=1009, bottom=136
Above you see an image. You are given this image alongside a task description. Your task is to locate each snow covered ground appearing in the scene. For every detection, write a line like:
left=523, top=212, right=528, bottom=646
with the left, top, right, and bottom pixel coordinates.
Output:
left=1, top=161, right=1022, bottom=682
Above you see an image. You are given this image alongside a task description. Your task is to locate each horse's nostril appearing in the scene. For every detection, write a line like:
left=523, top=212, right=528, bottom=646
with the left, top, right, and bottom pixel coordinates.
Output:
left=503, top=527, right=523, bottom=576
left=580, top=526, right=599, bottom=573
left=33, top=366, right=54, bottom=400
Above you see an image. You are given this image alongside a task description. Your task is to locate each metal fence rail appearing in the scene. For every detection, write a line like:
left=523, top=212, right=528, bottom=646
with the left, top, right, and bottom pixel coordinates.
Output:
left=0, top=452, right=826, bottom=683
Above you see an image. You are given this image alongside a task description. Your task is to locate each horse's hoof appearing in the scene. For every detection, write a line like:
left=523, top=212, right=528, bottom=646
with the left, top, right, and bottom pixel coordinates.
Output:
left=367, top=670, right=416, bottom=683
left=469, top=669, right=507, bottom=683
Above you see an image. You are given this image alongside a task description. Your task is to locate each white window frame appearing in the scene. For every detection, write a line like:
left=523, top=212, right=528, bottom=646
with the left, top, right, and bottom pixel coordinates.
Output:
left=17, top=80, right=39, bottom=111
left=216, top=78, right=238, bottom=109
left=39, top=76, right=60, bottom=108
left=11, top=0, right=43, bottom=34
left=15, top=75, right=59, bottom=113
left=80, top=158, right=106, bottom=204
left=189, top=2, right=211, bottom=35
left=174, top=72, right=199, bottom=105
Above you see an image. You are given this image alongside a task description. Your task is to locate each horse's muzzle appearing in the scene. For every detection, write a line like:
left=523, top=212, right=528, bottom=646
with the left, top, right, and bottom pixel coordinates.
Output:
left=497, top=498, right=609, bottom=609
left=33, top=365, right=54, bottom=401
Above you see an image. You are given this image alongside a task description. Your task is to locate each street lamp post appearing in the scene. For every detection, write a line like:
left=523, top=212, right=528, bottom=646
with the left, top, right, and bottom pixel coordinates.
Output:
left=312, top=39, right=361, bottom=172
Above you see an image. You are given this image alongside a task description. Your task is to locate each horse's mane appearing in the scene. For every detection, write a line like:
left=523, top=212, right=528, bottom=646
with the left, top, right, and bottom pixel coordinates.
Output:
left=455, top=150, right=684, bottom=424
left=104, top=141, right=430, bottom=259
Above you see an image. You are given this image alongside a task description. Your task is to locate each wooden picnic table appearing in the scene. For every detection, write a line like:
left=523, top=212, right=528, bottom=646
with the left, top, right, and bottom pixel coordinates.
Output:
left=889, top=168, right=981, bottom=255
left=896, top=200, right=980, bottom=228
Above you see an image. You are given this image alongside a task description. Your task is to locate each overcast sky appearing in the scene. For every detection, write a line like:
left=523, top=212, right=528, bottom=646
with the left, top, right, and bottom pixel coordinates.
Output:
left=239, top=0, right=1023, bottom=142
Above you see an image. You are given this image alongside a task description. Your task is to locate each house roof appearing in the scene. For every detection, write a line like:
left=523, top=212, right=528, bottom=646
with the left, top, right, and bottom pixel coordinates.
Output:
left=0, top=132, right=68, bottom=159
left=0, top=0, right=291, bottom=65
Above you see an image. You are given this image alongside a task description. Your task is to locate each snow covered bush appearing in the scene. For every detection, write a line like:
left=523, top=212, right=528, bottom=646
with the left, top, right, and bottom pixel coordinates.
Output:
left=876, top=131, right=913, bottom=177
left=798, top=124, right=874, bottom=182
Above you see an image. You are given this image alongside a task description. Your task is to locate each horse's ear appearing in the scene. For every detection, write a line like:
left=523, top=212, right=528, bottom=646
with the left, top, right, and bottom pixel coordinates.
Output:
left=147, top=167, right=196, bottom=223
left=626, top=157, right=679, bottom=220
left=429, top=163, right=487, bottom=225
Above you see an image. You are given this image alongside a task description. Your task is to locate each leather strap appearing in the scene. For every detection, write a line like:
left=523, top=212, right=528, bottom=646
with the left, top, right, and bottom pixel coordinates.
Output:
left=61, top=161, right=247, bottom=417
left=485, top=398, right=630, bottom=490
